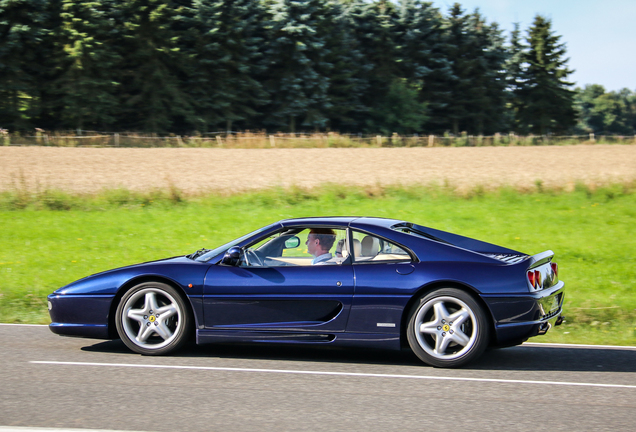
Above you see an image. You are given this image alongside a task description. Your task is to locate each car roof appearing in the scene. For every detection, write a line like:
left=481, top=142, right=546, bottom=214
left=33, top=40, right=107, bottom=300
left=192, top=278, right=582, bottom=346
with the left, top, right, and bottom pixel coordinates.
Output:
left=280, top=216, right=404, bottom=228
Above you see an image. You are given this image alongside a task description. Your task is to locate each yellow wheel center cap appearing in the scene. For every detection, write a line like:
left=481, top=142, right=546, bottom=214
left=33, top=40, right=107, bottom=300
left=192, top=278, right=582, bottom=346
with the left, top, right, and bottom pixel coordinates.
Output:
left=442, top=324, right=450, bottom=332
left=149, top=315, right=156, bottom=322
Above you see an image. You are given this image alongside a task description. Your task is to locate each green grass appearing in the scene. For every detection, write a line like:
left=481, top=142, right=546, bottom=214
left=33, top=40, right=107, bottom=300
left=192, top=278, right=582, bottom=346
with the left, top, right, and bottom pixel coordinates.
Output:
left=1, top=183, right=634, bottom=346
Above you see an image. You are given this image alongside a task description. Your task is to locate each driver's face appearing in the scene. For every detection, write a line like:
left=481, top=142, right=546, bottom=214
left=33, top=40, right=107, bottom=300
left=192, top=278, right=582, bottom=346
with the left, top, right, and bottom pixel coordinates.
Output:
left=306, top=234, right=319, bottom=256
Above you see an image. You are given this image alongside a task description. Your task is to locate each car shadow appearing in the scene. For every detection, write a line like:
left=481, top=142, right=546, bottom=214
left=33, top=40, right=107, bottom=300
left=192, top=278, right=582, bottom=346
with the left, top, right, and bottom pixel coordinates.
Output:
left=81, top=340, right=636, bottom=373
left=473, top=345, right=636, bottom=373
left=81, top=339, right=423, bottom=366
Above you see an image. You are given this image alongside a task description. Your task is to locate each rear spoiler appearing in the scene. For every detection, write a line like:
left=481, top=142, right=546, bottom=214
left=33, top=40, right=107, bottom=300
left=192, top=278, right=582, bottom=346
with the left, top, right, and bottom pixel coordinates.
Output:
left=527, top=250, right=554, bottom=269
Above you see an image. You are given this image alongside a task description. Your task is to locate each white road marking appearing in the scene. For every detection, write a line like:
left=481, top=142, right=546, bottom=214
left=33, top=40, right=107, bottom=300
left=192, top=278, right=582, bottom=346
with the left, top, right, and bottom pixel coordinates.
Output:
left=0, top=427, right=145, bottom=432
left=0, top=323, right=48, bottom=327
left=523, top=342, right=636, bottom=350
left=30, top=361, right=636, bottom=390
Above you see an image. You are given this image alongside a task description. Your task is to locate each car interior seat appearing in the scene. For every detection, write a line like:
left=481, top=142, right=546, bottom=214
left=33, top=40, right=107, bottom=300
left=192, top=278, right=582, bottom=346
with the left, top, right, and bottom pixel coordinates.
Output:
left=360, top=236, right=379, bottom=257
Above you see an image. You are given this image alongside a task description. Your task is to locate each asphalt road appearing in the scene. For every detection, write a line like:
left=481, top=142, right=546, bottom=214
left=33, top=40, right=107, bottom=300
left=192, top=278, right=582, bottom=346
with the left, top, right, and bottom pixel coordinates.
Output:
left=1, top=324, right=635, bottom=432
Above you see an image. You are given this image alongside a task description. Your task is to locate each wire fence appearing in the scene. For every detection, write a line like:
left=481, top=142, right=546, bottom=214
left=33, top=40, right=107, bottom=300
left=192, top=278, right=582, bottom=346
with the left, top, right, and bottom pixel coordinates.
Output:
left=1, top=130, right=634, bottom=148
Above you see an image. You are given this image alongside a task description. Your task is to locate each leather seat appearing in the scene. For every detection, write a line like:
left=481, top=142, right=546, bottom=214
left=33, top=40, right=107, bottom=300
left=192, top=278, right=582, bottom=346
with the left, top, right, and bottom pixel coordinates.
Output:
left=360, top=236, right=379, bottom=257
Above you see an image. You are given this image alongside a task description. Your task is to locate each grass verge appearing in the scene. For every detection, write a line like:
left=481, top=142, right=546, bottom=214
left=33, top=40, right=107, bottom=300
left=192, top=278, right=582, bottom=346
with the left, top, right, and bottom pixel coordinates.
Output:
left=1, top=183, right=634, bottom=346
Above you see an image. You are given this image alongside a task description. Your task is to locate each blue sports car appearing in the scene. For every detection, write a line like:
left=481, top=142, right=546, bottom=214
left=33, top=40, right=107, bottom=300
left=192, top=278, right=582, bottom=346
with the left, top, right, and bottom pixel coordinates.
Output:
left=48, top=217, right=565, bottom=368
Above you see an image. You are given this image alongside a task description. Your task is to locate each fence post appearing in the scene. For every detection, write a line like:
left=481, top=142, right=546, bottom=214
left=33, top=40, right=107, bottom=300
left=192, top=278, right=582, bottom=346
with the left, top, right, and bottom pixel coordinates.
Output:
left=114, top=133, right=119, bottom=146
left=176, top=135, right=184, bottom=146
left=589, top=133, right=595, bottom=143
left=376, top=135, right=382, bottom=147
left=216, top=135, right=223, bottom=146
left=428, top=135, right=435, bottom=147
left=269, top=135, right=275, bottom=147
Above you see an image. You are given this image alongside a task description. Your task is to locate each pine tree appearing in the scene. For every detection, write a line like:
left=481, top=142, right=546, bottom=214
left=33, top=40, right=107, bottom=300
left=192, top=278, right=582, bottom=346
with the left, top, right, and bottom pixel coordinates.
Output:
left=54, top=0, right=121, bottom=130
left=396, top=0, right=450, bottom=132
left=437, top=3, right=471, bottom=135
left=506, top=23, right=525, bottom=132
left=516, top=15, right=575, bottom=135
left=114, top=0, right=194, bottom=132
left=464, top=11, right=508, bottom=134
left=260, top=0, right=334, bottom=132
left=187, top=0, right=268, bottom=133
left=321, top=0, right=370, bottom=132
left=346, top=0, right=403, bottom=133
left=370, top=78, right=428, bottom=135
left=0, top=0, right=50, bottom=130
left=436, top=4, right=508, bottom=135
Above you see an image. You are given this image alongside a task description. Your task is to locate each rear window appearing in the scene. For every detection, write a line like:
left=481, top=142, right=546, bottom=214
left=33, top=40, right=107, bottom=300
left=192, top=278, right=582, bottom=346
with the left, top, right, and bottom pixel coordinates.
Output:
left=391, top=223, right=451, bottom=245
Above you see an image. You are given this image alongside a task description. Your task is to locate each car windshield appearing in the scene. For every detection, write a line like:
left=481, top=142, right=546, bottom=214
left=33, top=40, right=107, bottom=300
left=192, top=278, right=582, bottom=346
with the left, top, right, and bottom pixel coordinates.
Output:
left=193, top=224, right=277, bottom=262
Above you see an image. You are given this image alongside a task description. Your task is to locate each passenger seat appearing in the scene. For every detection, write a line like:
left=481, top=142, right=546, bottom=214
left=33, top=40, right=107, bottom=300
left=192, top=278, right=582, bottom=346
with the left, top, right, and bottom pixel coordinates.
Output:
left=360, top=236, right=379, bottom=257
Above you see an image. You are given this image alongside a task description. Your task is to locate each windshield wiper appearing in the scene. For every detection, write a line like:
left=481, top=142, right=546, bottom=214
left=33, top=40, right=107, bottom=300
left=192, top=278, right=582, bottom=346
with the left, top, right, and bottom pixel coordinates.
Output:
left=187, top=248, right=211, bottom=260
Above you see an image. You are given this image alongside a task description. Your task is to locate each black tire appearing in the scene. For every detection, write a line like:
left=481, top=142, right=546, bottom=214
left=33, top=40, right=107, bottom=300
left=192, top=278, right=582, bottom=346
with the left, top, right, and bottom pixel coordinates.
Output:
left=406, top=288, right=489, bottom=368
left=115, top=282, right=191, bottom=355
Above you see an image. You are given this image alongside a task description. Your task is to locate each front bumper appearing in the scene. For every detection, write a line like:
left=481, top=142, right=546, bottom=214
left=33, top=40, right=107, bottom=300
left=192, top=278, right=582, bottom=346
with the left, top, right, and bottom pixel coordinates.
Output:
left=48, top=293, right=114, bottom=339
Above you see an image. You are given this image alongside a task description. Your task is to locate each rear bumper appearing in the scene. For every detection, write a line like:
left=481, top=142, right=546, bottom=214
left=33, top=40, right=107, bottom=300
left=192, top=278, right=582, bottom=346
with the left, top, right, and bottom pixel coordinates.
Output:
left=483, top=281, right=565, bottom=345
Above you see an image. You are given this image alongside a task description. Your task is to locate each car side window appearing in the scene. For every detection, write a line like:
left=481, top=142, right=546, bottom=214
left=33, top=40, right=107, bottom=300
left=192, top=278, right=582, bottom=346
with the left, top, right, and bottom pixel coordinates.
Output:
left=351, top=231, right=411, bottom=263
left=242, top=228, right=349, bottom=267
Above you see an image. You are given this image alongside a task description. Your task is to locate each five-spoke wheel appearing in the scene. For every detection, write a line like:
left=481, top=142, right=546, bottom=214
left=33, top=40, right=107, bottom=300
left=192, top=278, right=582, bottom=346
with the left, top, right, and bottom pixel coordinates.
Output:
left=115, top=282, right=191, bottom=355
left=407, top=288, right=489, bottom=367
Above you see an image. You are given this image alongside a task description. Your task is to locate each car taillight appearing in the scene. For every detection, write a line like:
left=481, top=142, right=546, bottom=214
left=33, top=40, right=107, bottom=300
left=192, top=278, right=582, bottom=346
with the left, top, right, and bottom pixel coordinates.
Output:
left=527, top=270, right=542, bottom=289
left=551, top=262, right=558, bottom=278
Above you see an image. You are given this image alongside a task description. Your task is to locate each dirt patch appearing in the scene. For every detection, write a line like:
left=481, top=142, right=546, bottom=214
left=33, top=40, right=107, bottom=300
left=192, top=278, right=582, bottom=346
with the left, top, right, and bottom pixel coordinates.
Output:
left=1, top=145, right=635, bottom=194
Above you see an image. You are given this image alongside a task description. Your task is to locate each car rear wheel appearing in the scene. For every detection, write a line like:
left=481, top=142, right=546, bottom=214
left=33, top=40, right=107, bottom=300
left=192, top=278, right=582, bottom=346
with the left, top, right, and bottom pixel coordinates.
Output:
left=407, top=288, right=489, bottom=368
left=115, top=282, right=191, bottom=355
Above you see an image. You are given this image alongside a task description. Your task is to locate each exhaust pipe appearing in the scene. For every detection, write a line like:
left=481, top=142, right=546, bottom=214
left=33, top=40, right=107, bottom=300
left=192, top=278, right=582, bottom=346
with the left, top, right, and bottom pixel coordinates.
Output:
left=537, top=322, right=550, bottom=335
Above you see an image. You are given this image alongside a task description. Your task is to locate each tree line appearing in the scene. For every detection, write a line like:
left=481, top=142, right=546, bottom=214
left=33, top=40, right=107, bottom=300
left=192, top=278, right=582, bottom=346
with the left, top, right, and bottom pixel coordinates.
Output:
left=1, top=0, right=634, bottom=135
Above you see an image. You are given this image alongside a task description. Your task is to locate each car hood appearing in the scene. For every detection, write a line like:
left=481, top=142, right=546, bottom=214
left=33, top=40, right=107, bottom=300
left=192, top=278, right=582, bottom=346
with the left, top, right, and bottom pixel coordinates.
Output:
left=54, top=255, right=202, bottom=295
left=86, top=255, right=191, bottom=278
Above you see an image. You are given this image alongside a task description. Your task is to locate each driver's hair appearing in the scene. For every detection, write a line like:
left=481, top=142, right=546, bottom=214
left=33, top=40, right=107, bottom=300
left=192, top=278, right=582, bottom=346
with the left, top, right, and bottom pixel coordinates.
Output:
left=308, top=228, right=336, bottom=251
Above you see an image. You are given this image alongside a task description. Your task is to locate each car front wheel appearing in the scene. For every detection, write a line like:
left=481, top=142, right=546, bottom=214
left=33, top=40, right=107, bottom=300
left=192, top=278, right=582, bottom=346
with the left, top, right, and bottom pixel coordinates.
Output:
left=115, top=282, right=191, bottom=355
left=407, top=288, right=489, bottom=368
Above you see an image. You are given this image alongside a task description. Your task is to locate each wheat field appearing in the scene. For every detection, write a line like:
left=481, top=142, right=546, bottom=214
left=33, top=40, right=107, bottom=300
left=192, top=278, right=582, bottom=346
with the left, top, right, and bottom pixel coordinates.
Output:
left=1, top=145, right=635, bottom=194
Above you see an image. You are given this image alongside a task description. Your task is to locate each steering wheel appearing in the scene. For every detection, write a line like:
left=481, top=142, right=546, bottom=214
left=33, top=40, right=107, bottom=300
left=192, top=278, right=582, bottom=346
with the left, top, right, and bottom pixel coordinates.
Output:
left=244, top=249, right=264, bottom=267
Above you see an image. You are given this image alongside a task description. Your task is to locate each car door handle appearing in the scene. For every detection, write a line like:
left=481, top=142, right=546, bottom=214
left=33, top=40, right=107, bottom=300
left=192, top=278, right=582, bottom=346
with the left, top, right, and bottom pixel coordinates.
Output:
left=396, top=265, right=415, bottom=275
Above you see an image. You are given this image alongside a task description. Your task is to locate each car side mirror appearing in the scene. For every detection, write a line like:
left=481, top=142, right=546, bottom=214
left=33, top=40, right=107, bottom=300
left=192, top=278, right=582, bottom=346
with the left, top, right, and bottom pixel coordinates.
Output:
left=284, top=236, right=300, bottom=249
left=221, top=246, right=242, bottom=266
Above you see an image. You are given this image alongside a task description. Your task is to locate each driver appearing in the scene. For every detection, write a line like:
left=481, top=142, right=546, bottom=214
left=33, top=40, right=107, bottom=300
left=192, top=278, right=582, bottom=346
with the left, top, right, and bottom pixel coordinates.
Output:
left=306, top=228, right=336, bottom=265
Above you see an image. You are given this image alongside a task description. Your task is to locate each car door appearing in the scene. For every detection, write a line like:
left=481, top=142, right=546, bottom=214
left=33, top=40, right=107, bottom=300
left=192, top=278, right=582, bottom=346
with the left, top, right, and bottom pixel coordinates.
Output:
left=346, top=230, right=421, bottom=333
left=202, top=227, right=354, bottom=333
